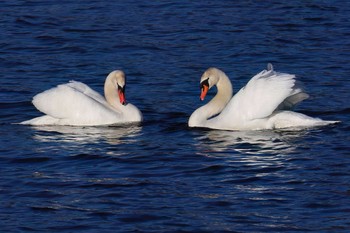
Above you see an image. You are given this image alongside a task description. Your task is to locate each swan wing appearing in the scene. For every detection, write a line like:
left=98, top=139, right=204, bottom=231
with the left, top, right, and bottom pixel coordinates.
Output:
left=222, top=65, right=308, bottom=121
left=32, top=82, right=119, bottom=122
left=66, top=81, right=107, bottom=105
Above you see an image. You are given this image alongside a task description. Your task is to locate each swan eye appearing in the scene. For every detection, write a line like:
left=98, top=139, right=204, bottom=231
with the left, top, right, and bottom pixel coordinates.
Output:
left=117, top=84, right=125, bottom=92
left=200, top=78, right=209, bottom=89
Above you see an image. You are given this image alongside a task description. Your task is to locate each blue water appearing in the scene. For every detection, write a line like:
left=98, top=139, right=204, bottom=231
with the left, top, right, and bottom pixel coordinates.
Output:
left=1, top=1, right=350, bottom=232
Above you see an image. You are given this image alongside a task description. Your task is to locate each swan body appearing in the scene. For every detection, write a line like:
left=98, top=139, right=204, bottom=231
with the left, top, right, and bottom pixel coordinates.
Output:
left=21, top=70, right=142, bottom=126
left=189, top=64, right=338, bottom=130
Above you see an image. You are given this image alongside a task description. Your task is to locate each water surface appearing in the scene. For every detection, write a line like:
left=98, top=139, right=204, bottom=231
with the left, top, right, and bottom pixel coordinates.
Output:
left=1, top=1, right=350, bottom=232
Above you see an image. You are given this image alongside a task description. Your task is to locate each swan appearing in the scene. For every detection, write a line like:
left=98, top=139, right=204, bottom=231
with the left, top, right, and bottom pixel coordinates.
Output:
left=21, top=70, right=143, bottom=126
left=189, top=64, right=338, bottom=130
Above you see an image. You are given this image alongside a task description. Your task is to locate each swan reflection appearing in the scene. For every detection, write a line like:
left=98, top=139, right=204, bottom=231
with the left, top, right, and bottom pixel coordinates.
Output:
left=195, top=129, right=308, bottom=155
left=32, top=124, right=142, bottom=145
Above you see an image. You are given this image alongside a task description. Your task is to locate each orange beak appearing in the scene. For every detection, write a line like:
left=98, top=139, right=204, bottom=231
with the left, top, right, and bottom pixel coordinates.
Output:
left=118, top=87, right=126, bottom=105
left=200, top=84, right=209, bottom=101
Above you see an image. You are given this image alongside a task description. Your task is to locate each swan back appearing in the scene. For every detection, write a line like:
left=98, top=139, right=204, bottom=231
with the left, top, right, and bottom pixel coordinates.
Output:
left=31, top=82, right=120, bottom=125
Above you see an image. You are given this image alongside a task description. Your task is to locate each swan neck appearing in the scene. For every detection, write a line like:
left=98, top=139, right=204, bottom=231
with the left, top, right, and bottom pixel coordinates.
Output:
left=189, top=71, right=233, bottom=127
left=215, top=71, right=233, bottom=106
left=104, top=75, right=121, bottom=109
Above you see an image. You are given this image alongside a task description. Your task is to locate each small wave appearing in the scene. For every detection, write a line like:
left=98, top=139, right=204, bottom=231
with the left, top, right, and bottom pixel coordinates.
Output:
left=302, top=108, right=350, bottom=116
left=67, top=153, right=112, bottom=161
left=10, top=156, right=51, bottom=164
left=118, top=214, right=170, bottom=223
left=30, top=206, right=60, bottom=212
left=15, top=17, right=37, bottom=26
left=62, top=28, right=107, bottom=33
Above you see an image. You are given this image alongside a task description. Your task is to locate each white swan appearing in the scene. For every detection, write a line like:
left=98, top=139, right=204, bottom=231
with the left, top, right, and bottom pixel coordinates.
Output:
left=189, top=64, right=338, bottom=130
left=21, top=70, right=142, bottom=126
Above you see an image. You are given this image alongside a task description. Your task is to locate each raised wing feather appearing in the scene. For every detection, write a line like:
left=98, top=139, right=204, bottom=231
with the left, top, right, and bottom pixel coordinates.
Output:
left=222, top=65, right=308, bottom=121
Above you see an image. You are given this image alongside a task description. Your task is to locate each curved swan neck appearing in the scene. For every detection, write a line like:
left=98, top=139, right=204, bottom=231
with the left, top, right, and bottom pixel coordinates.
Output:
left=189, top=69, right=233, bottom=127
left=214, top=70, right=233, bottom=107
left=104, top=73, right=122, bottom=109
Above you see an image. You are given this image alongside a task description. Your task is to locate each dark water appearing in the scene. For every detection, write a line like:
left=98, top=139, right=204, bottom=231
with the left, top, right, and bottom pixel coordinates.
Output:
left=1, top=1, right=350, bottom=232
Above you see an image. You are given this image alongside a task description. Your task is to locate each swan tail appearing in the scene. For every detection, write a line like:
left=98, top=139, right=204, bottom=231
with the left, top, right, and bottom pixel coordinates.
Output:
left=277, top=92, right=309, bottom=110
left=271, top=111, right=339, bottom=129
left=267, top=63, right=273, bottom=71
left=265, top=63, right=309, bottom=110
left=20, top=115, right=59, bottom=125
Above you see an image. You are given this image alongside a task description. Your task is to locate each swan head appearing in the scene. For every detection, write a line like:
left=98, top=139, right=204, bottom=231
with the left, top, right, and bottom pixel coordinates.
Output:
left=106, top=70, right=127, bottom=105
left=199, top=68, right=222, bottom=100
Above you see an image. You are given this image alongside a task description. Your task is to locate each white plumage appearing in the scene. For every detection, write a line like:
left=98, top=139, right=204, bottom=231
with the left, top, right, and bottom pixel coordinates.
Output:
left=21, top=70, right=142, bottom=126
left=189, top=64, right=338, bottom=130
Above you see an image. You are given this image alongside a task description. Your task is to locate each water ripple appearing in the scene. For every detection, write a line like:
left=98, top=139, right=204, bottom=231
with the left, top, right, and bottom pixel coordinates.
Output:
left=1, top=1, right=350, bottom=232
